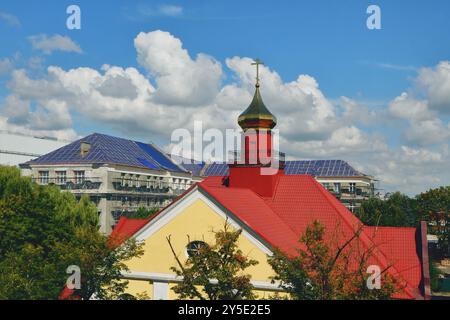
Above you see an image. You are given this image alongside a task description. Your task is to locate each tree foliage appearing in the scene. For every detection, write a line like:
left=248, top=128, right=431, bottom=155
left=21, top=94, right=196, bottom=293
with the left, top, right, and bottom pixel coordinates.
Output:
left=0, top=166, right=143, bottom=300
left=268, top=220, right=397, bottom=300
left=125, top=207, right=159, bottom=219
left=415, top=186, right=450, bottom=259
left=356, top=192, right=416, bottom=227
left=167, top=221, right=258, bottom=300
left=356, top=186, right=450, bottom=259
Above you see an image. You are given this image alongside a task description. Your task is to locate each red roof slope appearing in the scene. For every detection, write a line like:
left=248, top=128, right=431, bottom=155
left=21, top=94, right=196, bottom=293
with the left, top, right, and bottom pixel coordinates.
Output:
left=197, top=175, right=424, bottom=299
left=364, top=226, right=423, bottom=295
left=112, top=174, right=426, bottom=299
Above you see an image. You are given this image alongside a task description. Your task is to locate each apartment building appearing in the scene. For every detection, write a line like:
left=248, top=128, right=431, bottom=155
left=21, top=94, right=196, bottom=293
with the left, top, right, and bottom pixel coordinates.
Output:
left=20, top=133, right=194, bottom=234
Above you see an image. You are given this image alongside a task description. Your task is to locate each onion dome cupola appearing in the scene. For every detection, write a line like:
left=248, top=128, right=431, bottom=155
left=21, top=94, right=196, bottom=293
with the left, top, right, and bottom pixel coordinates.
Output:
left=238, top=59, right=277, bottom=131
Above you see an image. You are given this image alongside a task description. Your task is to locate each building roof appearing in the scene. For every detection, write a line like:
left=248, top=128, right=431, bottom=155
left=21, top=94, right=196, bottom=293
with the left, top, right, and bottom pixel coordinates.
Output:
left=170, top=155, right=205, bottom=177
left=21, top=133, right=186, bottom=173
left=112, top=174, right=425, bottom=299
left=201, top=160, right=367, bottom=178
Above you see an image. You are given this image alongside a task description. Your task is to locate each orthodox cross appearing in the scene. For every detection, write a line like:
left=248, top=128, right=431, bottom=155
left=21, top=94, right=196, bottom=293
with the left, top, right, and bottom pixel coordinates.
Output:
left=251, top=58, right=264, bottom=86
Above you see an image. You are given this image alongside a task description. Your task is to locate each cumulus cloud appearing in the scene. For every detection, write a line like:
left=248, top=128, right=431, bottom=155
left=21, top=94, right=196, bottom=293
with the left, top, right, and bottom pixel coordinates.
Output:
left=134, top=30, right=222, bottom=106
left=28, top=34, right=82, bottom=54
left=417, top=61, right=450, bottom=114
left=388, top=92, right=450, bottom=146
left=1, top=29, right=450, bottom=194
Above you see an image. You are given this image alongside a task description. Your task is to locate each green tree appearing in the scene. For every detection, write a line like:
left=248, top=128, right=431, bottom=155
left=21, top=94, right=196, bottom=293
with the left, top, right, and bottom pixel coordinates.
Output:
left=126, top=207, right=159, bottom=219
left=415, top=186, right=450, bottom=259
left=268, top=220, right=397, bottom=300
left=356, top=192, right=416, bottom=227
left=0, top=166, right=143, bottom=300
left=167, top=221, right=258, bottom=300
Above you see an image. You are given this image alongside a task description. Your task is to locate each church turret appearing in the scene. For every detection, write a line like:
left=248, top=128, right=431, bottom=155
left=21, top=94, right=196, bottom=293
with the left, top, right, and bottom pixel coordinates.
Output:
left=238, top=62, right=277, bottom=130
left=227, top=59, right=284, bottom=197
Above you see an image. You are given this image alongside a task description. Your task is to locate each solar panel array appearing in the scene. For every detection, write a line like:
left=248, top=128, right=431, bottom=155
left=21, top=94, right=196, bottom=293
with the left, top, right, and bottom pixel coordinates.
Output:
left=202, top=160, right=364, bottom=177
left=27, top=133, right=186, bottom=173
left=27, top=133, right=364, bottom=177
left=285, top=160, right=364, bottom=176
left=202, top=163, right=229, bottom=176
left=179, top=163, right=205, bottom=176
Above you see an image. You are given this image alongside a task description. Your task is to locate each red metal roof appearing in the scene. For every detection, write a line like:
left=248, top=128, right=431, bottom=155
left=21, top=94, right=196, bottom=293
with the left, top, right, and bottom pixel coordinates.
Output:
left=111, top=174, right=426, bottom=300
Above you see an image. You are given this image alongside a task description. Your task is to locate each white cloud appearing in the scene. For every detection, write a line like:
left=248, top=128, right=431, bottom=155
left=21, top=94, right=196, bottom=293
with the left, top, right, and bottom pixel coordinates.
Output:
left=1, top=30, right=450, bottom=195
left=417, top=61, right=450, bottom=114
left=28, top=34, right=82, bottom=54
left=134, top=4, right=183, bottom=18
left=134, top=30, right=222, bottom=106
left=377, top=63, right=417, bottom=72
left=158, top=5, right=183, bottom=17
left=388, top=92, right=430, bottom=121
left=388, top=92, right=450, bottom=146
left=0, top=12, right=20, bottom=27
left=0, top=58, right=13, bottom=75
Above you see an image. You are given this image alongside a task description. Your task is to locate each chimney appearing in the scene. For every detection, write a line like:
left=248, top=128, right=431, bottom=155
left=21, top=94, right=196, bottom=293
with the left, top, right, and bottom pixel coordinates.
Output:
left=80, top=141, right=91, bottom=157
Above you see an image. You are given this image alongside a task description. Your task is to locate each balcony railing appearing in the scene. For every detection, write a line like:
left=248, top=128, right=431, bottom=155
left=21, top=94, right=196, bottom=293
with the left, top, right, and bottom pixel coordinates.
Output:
left=32, top=177, right=102, bottom=190
left=111, top=178, right=190, bottom=195
left=330, top=188, right=372, bottom=199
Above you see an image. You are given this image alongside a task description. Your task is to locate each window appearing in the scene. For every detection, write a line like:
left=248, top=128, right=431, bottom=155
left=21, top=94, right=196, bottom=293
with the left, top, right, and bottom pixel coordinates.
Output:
left=322, top=183, right=330, bottom=190
left=334, top=183, right=341, bottom=194
left=38, top=171, right=49, bottom=185
left=136, top=175, right=140, bottom=188
left=186, top=241, right=208, bottom=257
left=349, top=183, right=356, bottom=193
left=129, top=174, right=134, bottom=187
left=74, top=171, right=85, bottom=184
left=56, top=171, right=66, bottom=184
left=121, top=173, right=126, bottom=187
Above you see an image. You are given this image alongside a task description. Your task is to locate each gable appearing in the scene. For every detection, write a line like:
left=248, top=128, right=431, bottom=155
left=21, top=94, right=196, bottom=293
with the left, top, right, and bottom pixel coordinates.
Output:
left=126, top=188, right=276, bottom=282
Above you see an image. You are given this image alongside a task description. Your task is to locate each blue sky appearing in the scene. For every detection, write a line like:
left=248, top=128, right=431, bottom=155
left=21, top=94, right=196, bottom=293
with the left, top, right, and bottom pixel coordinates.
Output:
left=1, top=0, right=450, bottom=194
left=2, top=1, right=450, bottom=100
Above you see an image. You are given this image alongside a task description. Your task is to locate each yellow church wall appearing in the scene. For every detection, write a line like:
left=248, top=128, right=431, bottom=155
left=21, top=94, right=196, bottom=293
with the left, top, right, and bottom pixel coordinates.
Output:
left=125, top=280, right=153, bottom=299
left=166, top=284, right=287, bottom=300
left=124, top=197, right=282, bottom=299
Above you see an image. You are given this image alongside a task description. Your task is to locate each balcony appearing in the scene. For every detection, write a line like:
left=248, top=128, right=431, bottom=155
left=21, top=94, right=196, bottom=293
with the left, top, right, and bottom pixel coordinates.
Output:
left=338, top=188, right=371, bottom=199
left=112, top=178, right=189, bottom=195
left=32, top=177, right=102, bottom=190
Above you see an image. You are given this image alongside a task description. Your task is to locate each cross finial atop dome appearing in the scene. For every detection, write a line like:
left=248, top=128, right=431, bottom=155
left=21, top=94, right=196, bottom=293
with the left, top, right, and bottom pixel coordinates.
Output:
left=251, top=58, right=264, bottom=87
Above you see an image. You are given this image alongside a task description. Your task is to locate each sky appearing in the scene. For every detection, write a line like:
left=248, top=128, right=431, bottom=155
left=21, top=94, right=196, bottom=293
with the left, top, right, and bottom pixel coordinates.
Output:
left=0, top=0, right=450, bottom=195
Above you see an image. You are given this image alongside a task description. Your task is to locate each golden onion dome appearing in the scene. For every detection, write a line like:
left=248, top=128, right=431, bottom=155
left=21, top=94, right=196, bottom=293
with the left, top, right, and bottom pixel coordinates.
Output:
left=238, top=84, right=277, bottom=130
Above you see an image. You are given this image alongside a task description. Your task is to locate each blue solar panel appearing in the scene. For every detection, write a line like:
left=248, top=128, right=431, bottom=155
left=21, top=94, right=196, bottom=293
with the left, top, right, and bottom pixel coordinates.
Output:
left=135, top=142, right=184, bottom=172
left=202, top=160, right=364, bottom=177
left=27, top=133, right=185, bottom=173
left=180, top=163, right=205, bottom=176
left=137, top=158, right=160, bottom=170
